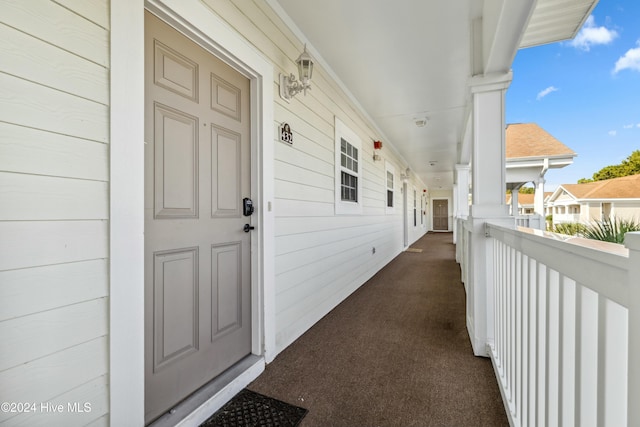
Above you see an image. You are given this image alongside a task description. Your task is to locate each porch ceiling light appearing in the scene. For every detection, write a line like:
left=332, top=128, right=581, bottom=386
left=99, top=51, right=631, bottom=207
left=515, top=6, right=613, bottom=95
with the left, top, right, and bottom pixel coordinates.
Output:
left=280, top=45, right=314, bottom=102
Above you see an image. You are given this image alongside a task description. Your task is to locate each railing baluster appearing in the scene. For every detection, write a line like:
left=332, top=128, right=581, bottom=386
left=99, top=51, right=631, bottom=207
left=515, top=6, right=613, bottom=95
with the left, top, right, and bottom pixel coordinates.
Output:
left=579, top=286, right=598, bottom=426
left=557, top=274, right=565, bottom=427
left=597, top=295, right=607, bottom=427
left=507, top=246, right=513, bottom=402
left=498, top=241, right=504, bottom=372
left=574, top=284, right=582, bottom=427
left=547, top=270, right=560, bottom=427
left=538, top=263, right=547, bottom=425
left=511, top=247, right=517, bottom=406
left=561, top=277, right=576, bottom=427
left=600, top=297, right=628, bottom=426
left=529, top=257, right=538, bottom=427
left=515, top=250, right=522, bottom=423
left=523, top=254, right=528, bottom=422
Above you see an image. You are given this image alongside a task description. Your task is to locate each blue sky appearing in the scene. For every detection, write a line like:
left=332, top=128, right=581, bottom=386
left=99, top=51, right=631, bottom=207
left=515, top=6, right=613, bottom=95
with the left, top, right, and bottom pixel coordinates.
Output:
left=506, top=0, right=640, bottom=190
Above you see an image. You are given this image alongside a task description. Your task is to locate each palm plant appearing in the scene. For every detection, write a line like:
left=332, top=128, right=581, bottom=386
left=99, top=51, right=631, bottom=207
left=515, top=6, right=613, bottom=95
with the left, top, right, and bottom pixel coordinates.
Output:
left=582, top=217, right=640, bottom=244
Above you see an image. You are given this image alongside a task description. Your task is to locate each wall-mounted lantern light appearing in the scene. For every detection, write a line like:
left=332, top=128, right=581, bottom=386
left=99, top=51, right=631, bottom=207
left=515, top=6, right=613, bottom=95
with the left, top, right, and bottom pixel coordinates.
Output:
left=400, top=168, right=411, bottom=182
left=280, top=45, right=314, bottom=102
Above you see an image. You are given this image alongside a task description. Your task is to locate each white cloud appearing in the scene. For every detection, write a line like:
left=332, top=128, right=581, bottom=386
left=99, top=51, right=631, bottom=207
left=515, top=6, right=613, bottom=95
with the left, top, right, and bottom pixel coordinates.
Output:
left=536, top=86, right=558, bottom=100
left=613, top=41, right=640, bottom=74
left=608, top=130, right=617, bottom=136
left=624, top=124, right=634, bottom=129
left=637, top=123, right=640, bottom=128
left=570, top=15, right=618, bottom=51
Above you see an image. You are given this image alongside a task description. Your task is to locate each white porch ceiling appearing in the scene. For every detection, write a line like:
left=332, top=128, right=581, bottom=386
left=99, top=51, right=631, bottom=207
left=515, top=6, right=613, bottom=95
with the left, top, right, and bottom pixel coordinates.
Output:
left=272, top=0, right=597, bottom=191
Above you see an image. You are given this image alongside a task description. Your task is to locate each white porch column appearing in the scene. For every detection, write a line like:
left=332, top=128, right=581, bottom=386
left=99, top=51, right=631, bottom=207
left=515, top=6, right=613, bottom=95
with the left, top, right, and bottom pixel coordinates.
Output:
left=511, top=190, right=519, bottom=216
left=454, top=164, right=470, bottom=259
left=466, top=73, right=514, bottom=357
left=534, top=177, right=545, bottom=216
left=455, top=164, right=470, bottom=218
left=453, top=183, right=458, bottom=244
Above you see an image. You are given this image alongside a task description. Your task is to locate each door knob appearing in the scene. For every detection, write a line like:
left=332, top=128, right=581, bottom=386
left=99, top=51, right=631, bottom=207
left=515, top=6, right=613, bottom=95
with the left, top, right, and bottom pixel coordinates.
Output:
left=243, top=224, right=255, bottom=232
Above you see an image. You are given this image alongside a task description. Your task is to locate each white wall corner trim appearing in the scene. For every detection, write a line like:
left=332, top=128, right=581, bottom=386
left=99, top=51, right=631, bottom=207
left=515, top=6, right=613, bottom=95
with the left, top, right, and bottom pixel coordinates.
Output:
left=110, top=0, right=146, bottom=425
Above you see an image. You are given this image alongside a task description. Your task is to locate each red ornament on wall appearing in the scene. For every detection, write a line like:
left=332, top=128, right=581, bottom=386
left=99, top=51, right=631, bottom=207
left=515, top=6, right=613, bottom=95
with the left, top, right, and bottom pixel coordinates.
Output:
left=373, top=140, right=383, bottom=150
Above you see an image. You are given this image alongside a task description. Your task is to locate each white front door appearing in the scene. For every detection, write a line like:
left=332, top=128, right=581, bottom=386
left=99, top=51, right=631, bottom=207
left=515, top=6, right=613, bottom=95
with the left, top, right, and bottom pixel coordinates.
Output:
left=144, top=12, right=252, bottom=422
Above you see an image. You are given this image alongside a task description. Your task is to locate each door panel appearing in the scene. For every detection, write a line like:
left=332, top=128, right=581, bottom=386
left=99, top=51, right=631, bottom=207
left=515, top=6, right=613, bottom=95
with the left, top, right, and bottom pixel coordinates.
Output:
left=145, top=12, right=252, bottom=423
left=154, top=104, right=198, bottom=218
left=153, top=40, right=198, bottom=101
left=153, top=248, right=199, bottom=371
left=211, top=126, right=241, bottom=217
left=211, top=242, right=242, bottom=339
left=210, top=74, right=242, bottom=120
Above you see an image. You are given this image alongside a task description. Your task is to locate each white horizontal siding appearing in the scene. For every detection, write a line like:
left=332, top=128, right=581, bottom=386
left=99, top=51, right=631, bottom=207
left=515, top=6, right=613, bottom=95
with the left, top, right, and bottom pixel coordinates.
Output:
left=0, top=260, right=108, bottom=322
left=198, top=0, right=426, bottom=353
left=0, top=0, right=109, bottom=67
left=275, top=179, right=334, bottom=204
left=0, top=73, right=109, bottom=143
left=274, top=160, right=334, bottom=190
left=0, top=337, right=108, bottom=423
left=0, top=173, right=108, bottom=220
left=0, top=0, right=110, bottom=425
left=54, top=0, right=110, bottom=30
left=85, top=414, right=109, bottom=427
left=275, top=224, right=391, bottom=275
left=274, top=139, right=333, bottom=176
left=275, top=227, right=395, bottom=296
left=0, top=23, right=109, bottom=104
left=273, top=198, right=335, bottom=217
left=0, top=298, right=108, bottom=372
left=6, top=375, right=109, bottom=426
left=0, top=221, right=108, bottom=271
left=0, top=123, right=108, bottom=181
left=275, top=220, right=389, bottom=256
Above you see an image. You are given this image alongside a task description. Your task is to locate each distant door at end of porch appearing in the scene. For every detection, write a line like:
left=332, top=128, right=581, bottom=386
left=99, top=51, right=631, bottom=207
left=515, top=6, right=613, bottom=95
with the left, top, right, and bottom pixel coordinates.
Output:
left=433, top=199, right=448, bottom=231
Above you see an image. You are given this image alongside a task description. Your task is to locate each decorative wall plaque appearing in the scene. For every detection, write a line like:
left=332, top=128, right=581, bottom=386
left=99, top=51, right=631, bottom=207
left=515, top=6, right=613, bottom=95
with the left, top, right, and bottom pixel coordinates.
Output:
left=279, top=123, right=293, bottom=145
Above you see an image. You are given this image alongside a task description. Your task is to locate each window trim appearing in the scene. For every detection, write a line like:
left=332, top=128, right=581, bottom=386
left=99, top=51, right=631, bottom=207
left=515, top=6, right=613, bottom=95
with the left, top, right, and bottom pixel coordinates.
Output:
left=385, top=161, right=395, bottom=214
left=335, top=117, right=363, bottom=214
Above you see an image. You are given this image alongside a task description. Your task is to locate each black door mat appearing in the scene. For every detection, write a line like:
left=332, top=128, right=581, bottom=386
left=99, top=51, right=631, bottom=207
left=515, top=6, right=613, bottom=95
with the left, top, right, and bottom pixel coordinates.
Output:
left=200, top=389, right=308, bottom=427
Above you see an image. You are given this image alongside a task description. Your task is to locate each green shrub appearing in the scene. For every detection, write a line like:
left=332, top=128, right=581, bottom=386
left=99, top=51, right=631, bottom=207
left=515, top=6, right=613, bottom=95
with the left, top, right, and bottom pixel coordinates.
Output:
left=553, top=222, right=586, bottom=236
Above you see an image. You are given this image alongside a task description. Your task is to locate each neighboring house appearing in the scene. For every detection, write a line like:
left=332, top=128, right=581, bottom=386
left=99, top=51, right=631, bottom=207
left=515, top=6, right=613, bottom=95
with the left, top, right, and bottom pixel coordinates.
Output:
left=0, top=1, right=597, bottom=426
left=507, top=191, right=554, bottom=215
left=505, top=123, right=576, bottom=216
left=548, top=174, right=640, bottom=226
left=507, top=192, right=535, bottom=215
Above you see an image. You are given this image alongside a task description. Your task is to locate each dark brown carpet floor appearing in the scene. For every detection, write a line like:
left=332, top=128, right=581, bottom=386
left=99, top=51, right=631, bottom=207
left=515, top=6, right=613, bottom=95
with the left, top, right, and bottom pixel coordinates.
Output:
left=248, top=232, right=508, bottom=427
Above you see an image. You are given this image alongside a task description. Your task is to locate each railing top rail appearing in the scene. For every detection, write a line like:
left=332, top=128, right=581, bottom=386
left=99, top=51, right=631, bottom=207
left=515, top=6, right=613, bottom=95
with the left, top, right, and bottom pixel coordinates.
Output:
left=488, top=222, right=629, bottom=257
left=486, top=222, right=629, bottom=306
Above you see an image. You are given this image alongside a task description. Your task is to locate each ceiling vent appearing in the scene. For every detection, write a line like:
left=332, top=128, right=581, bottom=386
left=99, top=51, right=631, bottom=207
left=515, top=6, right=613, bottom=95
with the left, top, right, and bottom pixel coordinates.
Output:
left=414, top=117, right=428, bottom=127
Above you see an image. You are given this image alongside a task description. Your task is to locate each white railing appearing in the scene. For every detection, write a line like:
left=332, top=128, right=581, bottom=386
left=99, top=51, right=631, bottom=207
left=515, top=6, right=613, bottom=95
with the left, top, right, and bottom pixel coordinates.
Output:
left=485, top=224, right=640, bottom=426
left=553, top=213, right=581, bottom=224
left=514, top=214, right=544, bottom=230
left=456, top=217, right=470, bottom=289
